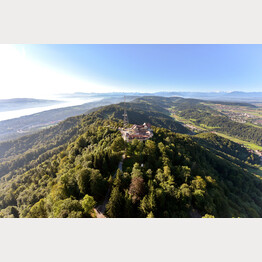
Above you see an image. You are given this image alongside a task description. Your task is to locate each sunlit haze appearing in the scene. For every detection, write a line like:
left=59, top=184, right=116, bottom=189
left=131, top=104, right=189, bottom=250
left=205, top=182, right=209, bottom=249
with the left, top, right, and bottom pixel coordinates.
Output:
left=0, top=45, right=119, bottom=99
left=1, top=44, right=262, bottom=99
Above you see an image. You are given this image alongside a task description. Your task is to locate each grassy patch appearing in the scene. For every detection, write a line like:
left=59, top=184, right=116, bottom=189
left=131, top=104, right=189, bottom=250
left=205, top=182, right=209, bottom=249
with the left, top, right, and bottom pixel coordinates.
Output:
left=214, top=132, right=262, bottom=151
left=199, top=124, right=220, bottom=130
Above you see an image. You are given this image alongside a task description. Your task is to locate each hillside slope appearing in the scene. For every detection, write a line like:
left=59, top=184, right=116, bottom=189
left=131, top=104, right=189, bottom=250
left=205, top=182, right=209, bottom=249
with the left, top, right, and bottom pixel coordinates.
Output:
left=0, top=96, right=128, bottom=142
left=1, top=120, right=262, bottom=218
left=0, top=97, right=262, bottom=218
left=0, top=100, right=190, bottom=178
left=194, top=133, right=260, bottom=165
left=135, top=96, right=262, bottom=146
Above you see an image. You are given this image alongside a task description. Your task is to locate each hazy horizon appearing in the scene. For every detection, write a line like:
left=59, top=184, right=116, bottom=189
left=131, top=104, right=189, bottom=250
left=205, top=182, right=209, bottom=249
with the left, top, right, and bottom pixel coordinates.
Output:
left=2, top=90, right=262, bottom=101
left=1, top=45, right=262, bottom=99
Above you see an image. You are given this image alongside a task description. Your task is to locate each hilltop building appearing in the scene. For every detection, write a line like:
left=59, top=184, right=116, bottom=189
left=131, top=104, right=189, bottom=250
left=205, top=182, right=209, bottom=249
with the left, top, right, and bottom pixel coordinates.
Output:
left=119, top=98, right=153, bottom=142
left=120, top=123, right=153, bottom=142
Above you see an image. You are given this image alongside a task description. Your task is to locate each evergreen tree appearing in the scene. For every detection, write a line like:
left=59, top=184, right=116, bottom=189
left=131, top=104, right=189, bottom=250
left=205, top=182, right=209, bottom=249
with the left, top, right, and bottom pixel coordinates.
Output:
left=106, top=186, right=124, bottom=218
left=140, top=191, right=156, bottom=217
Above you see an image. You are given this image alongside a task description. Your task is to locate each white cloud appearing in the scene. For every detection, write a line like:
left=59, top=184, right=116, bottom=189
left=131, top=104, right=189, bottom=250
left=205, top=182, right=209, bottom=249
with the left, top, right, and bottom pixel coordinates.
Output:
left=0, top=45, right=118, bottom=99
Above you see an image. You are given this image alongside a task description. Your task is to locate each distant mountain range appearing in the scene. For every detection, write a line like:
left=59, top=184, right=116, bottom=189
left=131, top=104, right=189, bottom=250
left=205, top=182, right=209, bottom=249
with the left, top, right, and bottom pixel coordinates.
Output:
left=59, top=91, right=262, bottom=103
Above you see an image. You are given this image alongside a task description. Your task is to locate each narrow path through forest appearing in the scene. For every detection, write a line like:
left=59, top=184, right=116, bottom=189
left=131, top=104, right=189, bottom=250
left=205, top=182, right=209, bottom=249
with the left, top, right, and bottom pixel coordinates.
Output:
left=94, top=154, right=125, bottom=218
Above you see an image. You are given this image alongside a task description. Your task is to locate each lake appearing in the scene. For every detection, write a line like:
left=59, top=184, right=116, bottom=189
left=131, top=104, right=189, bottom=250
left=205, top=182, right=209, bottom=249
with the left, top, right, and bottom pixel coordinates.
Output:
left=0, top=97, right=103, bottom=121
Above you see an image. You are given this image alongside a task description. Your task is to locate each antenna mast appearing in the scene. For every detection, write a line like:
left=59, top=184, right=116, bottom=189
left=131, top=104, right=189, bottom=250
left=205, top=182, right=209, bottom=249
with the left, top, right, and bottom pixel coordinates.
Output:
left=123, top=96, right=129, bottom=127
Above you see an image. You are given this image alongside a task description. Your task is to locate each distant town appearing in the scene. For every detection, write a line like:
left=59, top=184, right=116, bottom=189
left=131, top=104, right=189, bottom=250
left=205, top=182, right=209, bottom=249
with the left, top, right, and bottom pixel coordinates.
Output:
left=204, top=103, right=262, bottom=126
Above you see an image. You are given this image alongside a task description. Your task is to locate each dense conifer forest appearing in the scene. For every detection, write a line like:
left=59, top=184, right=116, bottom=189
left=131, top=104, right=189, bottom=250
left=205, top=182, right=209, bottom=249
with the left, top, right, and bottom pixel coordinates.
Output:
left=0, top=96, right=262, bottom=218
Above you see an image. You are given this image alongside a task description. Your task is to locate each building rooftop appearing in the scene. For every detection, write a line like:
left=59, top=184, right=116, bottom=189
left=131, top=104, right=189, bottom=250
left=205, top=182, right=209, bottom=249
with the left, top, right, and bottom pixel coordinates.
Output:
left=120, top=123, right=153, bottom=142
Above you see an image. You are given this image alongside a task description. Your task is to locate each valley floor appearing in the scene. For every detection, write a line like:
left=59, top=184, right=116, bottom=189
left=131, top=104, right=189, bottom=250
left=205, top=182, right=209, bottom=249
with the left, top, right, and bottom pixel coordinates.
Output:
left=170, top=111, right=262, bottom=154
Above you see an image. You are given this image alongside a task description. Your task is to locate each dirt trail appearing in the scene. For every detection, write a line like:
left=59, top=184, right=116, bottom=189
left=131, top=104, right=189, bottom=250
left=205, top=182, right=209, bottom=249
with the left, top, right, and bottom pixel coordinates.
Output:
left=94, top=154, right=125, bottom=218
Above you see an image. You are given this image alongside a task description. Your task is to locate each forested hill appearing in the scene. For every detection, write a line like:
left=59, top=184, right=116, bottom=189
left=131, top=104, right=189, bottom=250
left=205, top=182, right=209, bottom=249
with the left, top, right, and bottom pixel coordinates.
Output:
left=0, top=100, right=191, bottom=180
left=133, top=96, right=262, bottom=146
left=0, top=96, right=262, bottom=218
left=193, top=133, right=260, bottom=165
left=0, top=96, right=129, bottom=142
left=1, top=119, right=262, bottom=218
left=134, top=96, right=256, bottom=109
left=91, top=102, right=191, bottom=134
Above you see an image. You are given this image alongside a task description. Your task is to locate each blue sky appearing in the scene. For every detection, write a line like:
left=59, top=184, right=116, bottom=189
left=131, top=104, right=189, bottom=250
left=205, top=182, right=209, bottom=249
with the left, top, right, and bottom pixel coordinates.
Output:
left=1, top=45, right=262, bottom=98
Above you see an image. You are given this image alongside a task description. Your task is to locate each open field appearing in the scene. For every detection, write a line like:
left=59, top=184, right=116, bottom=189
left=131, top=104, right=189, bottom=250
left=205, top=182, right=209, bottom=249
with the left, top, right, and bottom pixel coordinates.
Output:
left=214, top=132, right=262, bottom=151
left=202, top=102, right=262, bottom=127
left=170, top=113, right=205, bottom=132
left=170, top=109, right=262, bottom=152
